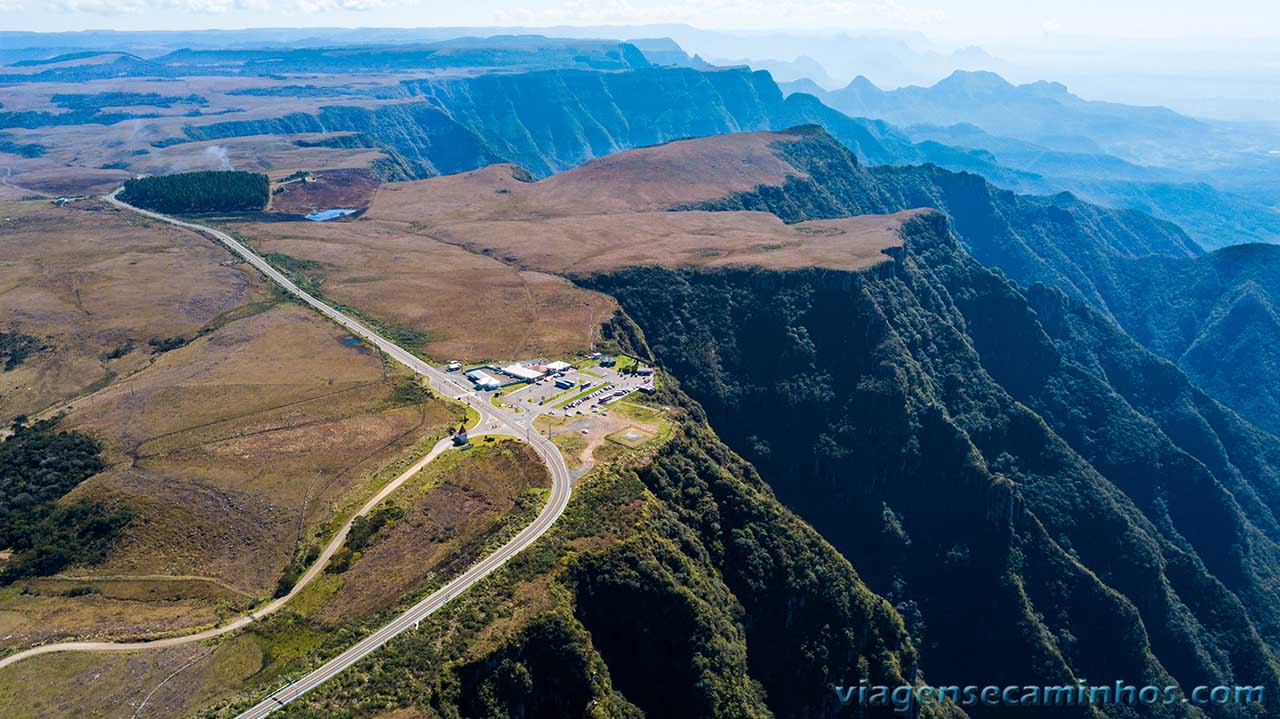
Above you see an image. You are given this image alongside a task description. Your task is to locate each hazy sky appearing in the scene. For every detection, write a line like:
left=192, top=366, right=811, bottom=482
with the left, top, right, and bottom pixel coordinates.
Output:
left=6, top=0, right=1278, bottom=43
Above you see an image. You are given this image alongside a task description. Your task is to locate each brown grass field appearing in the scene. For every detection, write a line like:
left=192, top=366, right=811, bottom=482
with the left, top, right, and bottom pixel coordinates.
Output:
left=303, top=439, right=550, bottom=623
left=227, top=217, right=619, bottom=362
left=364, top=131, right=912, bottom=276
left=0, top=300, right=461, bottom=650
left=0, top=197, right=256, bottom=423
left=0, top=635, right=264, bottom=719
left=217, top=131, right=910, bottom=364
left=0, top=441, right=550, bottom=719
left=0, top=193, right=465, bottom=650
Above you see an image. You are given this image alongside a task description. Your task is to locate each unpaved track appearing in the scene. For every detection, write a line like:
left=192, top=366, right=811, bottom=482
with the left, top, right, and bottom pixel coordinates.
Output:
left=0, top=192, right=574, bottom=719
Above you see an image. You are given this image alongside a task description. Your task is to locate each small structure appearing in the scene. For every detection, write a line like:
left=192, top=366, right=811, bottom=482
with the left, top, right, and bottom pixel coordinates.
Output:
left=528, top=363, right=550, bottom=374
left=599, top=355, right=616, bottom=367
left=636, top=366, right=654, bottom=376
left=452, top=424, right=470, bottom=446
left=546, top=360, right=572, bottom=372
left=446, top=360, right=462, bottom=372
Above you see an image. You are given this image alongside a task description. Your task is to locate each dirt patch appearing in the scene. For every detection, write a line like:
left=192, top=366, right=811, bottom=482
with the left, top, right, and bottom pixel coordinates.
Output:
left=270, top=168, right=380, bottom=215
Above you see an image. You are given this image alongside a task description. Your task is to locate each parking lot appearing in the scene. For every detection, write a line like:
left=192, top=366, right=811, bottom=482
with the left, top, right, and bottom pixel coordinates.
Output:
left=499, top=361, right=652, bottom=417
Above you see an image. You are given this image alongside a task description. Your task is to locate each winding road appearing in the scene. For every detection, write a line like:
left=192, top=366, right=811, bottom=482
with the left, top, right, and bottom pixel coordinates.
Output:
left=0, top=191, right=574, bottom=718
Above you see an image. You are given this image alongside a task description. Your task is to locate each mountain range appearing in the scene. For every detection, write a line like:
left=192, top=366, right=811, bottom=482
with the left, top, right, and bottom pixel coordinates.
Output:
left=325, top=126, right=1280, bottom=717
left=782, top=70, right=1280, bottom=249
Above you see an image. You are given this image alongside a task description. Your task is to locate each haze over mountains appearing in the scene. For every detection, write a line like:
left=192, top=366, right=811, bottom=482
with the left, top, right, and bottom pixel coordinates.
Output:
left=5, top=25, right=1280, bottom=719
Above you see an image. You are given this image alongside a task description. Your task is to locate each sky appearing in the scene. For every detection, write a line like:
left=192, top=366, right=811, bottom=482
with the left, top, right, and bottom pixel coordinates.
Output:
left=5, top=0, right=1279, bottom=44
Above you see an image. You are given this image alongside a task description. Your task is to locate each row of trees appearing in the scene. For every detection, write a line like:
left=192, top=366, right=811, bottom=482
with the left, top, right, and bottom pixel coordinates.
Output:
left=120, top=170, right=269, bottom=213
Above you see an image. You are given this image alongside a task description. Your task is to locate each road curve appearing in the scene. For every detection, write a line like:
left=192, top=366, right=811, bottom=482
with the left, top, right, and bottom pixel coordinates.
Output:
left=0, top=436, right=467, bottom=671
left=0, top=193, right=574, bottom=718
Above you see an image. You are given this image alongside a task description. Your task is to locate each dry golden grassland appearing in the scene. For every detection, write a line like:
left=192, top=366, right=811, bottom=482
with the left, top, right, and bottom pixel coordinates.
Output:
left=0, top=196, right=465, bottom=651
left=0, top=440, right=551, bottom=719
left=0, top=635, right=264, bottom=719
left=364, top=131, right=910, bottom=275
left=0, top=300, right=461, bottom=650
left=0, top=198, right=256, bottom=423
left=227, top=217, right=619, bottom=362
left=300, top=439, right=550, bottom=624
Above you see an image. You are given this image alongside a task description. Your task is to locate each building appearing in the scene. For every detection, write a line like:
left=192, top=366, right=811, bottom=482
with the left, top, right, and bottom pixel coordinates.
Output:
left=500, top=363, right=544, bottom=382
left=546, top=360, right=572, bottom=372
left=599, top=355, right=616, bottom=367
left=636, top=366, right=654, bottom=376
left=466, top=369, right=502, bottom=390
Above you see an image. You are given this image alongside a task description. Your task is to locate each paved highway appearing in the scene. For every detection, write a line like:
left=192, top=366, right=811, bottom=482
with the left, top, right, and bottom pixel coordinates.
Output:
left=0, top=193, right=574, bottom=717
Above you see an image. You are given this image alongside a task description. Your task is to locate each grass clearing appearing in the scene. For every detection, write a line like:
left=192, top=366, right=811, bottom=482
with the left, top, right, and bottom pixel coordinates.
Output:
left=0, top=197, right=260, bottom=423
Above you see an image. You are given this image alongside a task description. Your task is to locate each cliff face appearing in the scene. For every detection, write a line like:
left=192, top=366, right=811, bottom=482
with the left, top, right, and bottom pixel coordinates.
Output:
left=270, top=400, right=928, bottom=719
left=585, top=214, right=1280, bottom=718
left=678, top=128, right=1280, bottom=435
left=183, top=67, right=973, bottom=180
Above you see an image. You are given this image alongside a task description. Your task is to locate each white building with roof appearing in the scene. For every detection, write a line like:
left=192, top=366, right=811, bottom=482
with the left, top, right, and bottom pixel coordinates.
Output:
left=467, top=369, right=502, bottom=390
left=500, top=364, right=544, bottom=381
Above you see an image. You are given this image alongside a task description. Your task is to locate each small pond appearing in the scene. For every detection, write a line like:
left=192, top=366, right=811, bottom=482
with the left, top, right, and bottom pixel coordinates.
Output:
left=306, top=208, right=358, bottom=222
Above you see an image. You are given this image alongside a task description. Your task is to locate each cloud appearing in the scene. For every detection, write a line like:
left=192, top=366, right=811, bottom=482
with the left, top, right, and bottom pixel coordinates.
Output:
left=493, top=0, right=945, bottom=29
left=42, top=0, right=387, bottom=15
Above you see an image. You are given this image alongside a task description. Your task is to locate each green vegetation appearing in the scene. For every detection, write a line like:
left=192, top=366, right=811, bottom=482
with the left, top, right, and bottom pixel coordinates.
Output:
left=218, top=399, right=923, bottom=719
left=120, top=170, right=268, bottom=214
left=346, top=504, right=404, bottom=553
left=680, top=127, right=1280, bottom=439
left=0, top=418, right=130, bottom=583
left=588, top=214, right=1280, bottom=711
left=101, top=341, right=134, bottom=361
left=0, top=331, right=47, bottom=371
left=273, top=542, right=320, bottom=598
left=389, top=377, right=430, bottom=406
left=0, top=140, right=47, bottom=158
left=51, top=92, right=207, bottom=111
left=147, top=335, right=190, bottom=354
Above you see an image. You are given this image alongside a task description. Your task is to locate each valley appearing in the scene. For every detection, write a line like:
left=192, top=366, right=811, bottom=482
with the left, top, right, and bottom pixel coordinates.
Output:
left=3, top=26, right=1280, bottom=719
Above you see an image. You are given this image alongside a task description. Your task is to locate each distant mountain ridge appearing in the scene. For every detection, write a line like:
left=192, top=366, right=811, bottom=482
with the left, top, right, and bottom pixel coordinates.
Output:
left=780, top=71, right=1280, bottom=248
left=799, top=69, right=1208, bottom=157
left=179, top=66, right=1280, bottom=431
left=0, top=37, right=652, bottom=83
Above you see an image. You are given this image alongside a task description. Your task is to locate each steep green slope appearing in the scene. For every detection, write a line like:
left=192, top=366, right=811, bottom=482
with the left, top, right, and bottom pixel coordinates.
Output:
left=1097, top=244, right=1280, bottom=434
left=584, top=214, right=1280, bottom=718
left=674, top=127, right=1280, bottom=434
left=224, top=406, right=930, bottom=719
